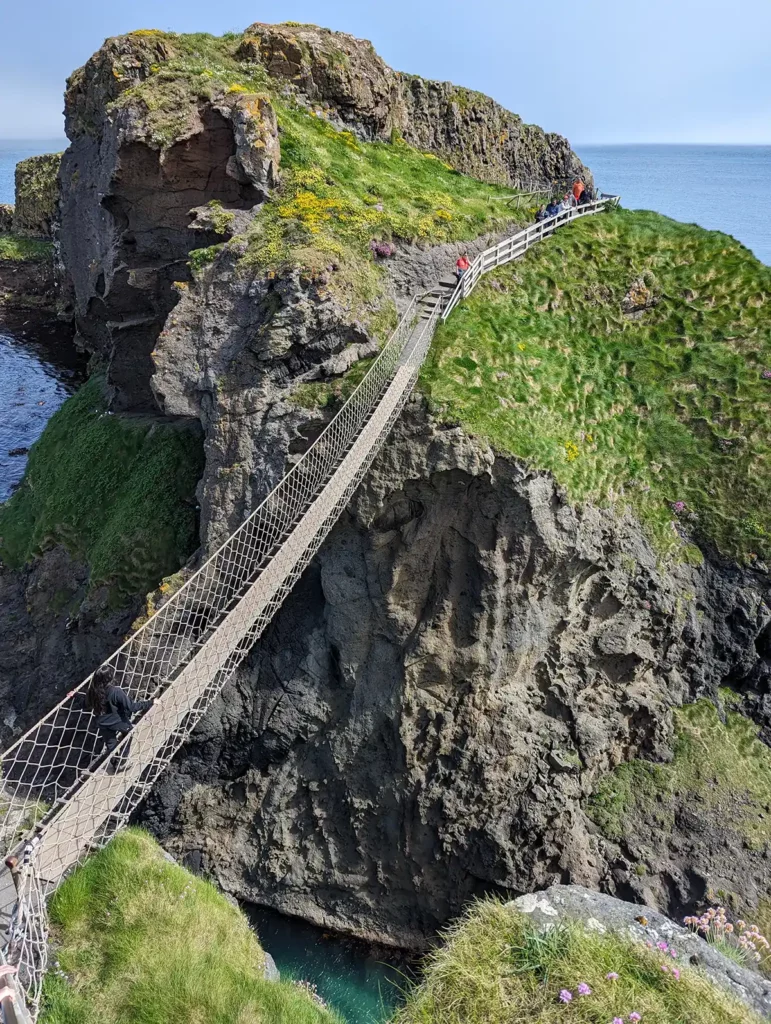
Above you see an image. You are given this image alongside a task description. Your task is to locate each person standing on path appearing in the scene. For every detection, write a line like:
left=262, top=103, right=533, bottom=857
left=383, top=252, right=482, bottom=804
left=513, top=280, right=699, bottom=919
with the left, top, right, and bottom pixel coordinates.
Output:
left=572, top=179, right=585, bottom=204
left=455, top=253, right=470, bottom=281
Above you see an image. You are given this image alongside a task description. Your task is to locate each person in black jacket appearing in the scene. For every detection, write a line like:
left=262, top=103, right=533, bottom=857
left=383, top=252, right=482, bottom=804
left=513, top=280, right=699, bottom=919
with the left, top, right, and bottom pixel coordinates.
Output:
left=85, top=665, right=153, bottom=759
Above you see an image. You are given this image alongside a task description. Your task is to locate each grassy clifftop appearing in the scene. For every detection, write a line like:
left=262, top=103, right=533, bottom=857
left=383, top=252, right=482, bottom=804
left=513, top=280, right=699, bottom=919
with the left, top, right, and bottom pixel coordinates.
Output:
left=422, top=208, right=771, bottom=563
left=395, top=899, right=757, bottom=1024
left=43, top=830, right=341, bottom=1024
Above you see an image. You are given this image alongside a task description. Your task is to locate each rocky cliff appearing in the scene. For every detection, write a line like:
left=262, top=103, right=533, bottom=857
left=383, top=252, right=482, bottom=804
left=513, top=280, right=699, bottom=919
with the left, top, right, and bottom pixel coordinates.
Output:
left=55, top=25, right=586, bottom=414
left=240, top=22, right=588, bottom=187
left=2, top=20, right=770, bottom=961
left=13, top=153, right=61, bottom=238
left=140, top=395, right=770, bottom=947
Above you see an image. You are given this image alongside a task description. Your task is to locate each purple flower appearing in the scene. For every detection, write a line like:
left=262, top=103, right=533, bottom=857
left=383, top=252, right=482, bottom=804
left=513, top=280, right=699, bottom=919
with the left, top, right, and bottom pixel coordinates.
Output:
left=577, top=982, right=592, bottom=996
left=661, top=963, right=669, bottom=972
left=656, top=941, right=668, bottom=951
left=671, top=501, right=686, bottom=514
left=368, top=239, right=396, bottom=259
left=670, top=948, right=678, bottom=958
left=672, top=968, right=681, bottom=980
left=630, top=1014, right=642, bottom=1022
left=613, top=1019, right=624, bottom=1024
left=762, top=369, right=771, bottom=379
left=606, top=971, right=619, bottom=981
left=559, top=989, right=573, bottom=1003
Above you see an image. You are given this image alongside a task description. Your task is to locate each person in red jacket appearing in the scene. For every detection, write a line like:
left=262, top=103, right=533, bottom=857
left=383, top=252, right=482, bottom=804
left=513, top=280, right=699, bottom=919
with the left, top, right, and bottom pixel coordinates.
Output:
left=456, top=253, right=470, bottom=281
left=572, top=179, right=585, bottom=204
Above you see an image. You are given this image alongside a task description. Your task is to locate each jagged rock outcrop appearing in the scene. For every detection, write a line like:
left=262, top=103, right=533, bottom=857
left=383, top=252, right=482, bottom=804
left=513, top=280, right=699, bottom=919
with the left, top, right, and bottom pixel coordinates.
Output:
left=0, top=205, right=13, bottom=234
left=13, top=154, right=62, bottom=238
left=59, top=34, right=280, bottom=410
left=241, top=22, right=589, bottom=188
left=141, top=396, right=771, bottom=948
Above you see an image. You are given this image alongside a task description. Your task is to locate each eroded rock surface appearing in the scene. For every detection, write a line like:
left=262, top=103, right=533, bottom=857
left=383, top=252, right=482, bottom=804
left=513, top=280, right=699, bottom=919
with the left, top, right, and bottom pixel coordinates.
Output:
left=242, top=21, right=589, bottom=188
left=141, top=399, right=771, bottom=948
left=0, top=548, right=139, bottom=747
left=13, top=154, right=62, bottom=239
left=59, top=35, right=280, bottom=410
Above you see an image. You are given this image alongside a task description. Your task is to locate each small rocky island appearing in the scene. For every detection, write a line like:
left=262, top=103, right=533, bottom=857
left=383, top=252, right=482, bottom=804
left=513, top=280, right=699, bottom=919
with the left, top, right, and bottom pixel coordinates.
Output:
left=1, top=19, right=771, bottom=1024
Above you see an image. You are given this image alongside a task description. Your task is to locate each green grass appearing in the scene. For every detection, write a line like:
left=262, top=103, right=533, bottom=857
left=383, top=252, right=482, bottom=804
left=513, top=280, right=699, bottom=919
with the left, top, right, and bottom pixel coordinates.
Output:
left=421, top=208, right=771, bottom=562
left=108, top=31, right=272, bottom=147
left=240, top=103, right=523, bottom=336
left=42, top=829, right=342, bottom=1024
left=394, top=898, right=759, bottom=1024
left=588, top=699, right=771, bottom=850
left=0, top=233, right=52, bottom=261
left=0, top=376, right=204, bottom=601
left=103, top=29, right=529, bottom=337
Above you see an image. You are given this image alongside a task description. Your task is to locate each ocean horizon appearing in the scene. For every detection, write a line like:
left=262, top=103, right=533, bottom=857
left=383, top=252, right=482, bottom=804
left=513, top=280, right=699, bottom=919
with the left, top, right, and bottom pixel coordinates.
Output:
left=1, top=139, right=769, bottom=265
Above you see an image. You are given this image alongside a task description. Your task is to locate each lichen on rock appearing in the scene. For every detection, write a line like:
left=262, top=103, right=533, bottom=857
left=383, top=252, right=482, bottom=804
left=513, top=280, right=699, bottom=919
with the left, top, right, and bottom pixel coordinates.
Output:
left=13, top=153, right=62, bottom=238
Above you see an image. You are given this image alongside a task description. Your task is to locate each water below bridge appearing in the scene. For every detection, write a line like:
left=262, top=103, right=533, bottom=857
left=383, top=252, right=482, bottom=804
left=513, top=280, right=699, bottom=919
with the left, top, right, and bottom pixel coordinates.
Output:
left=0, top=308, right=87, bottom=502
left=246, top=903, right=412, bottom=1023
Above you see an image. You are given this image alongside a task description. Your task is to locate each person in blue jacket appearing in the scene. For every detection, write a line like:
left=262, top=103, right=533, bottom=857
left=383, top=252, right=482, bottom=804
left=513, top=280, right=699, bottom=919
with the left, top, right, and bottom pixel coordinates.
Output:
left=545, top=199, right=561, bottom=217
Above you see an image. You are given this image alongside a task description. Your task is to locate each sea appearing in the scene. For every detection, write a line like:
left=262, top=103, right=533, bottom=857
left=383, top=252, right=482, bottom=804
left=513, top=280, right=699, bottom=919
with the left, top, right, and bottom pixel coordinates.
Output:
left=1, top=140, right=769, bottom=263
left=576, top=144, right=771, bottom=266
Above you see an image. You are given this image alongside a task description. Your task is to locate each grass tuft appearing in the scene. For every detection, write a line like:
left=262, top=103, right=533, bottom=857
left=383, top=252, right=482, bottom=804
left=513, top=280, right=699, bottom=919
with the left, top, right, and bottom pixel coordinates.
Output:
left=0, top=376, right=204, bottom=601
left=588, top=699, right=771, bottom=850
left=0, top=233, right=52, bottom=262
left=394, top=898, right=761, bottom=1024
left=42, top=829, right=342, bottom=1024
left=422, top=208, right=771, bottom=562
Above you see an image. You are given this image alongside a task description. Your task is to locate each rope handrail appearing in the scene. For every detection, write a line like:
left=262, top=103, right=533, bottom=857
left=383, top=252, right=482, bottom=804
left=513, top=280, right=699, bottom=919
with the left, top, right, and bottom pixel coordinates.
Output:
left=0, top=191, right=617, bottom=1019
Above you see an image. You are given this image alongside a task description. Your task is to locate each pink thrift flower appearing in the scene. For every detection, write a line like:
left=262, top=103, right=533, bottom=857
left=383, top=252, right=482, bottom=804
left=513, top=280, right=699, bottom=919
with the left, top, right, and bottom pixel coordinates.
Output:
left=645, top=941, right=653, bottom=948
left=673, top=968, right=681, bottom=980
left=606, top=972, right=619, bottom=981
left=577, top=983, right=592, bottom=996
left=670, top=948, right=678, bottom=958
left=613, top=1019, right=624, bottom=1024
left=630, top=1014, right=642, bottom=1022
left=661, top=963, right=669, bottom=972
left=656, top=941, right=668, bottom=951
left=559, top=989, right=573, bottom=1003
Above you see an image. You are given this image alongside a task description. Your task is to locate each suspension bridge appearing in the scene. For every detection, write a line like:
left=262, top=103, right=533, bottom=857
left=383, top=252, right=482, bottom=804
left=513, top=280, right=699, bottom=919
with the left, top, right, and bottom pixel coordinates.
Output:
left=0, top=194, right=617, bottom=1021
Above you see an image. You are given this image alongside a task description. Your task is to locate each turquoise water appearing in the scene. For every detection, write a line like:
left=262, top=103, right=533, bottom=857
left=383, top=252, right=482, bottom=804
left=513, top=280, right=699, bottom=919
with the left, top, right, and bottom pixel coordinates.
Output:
left=577, top=144, right=771, bottom=265
left=246, top=904, right=410, bottom=1023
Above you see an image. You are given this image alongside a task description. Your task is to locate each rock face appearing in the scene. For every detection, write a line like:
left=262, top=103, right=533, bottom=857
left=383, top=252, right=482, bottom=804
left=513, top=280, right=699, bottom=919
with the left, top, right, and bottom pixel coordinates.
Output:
left=513, top=884, right=771, bottom=1020
left=0, top=205, right=13, bottom=234
left=241, top=22, right=589, bottom=188
left=0, top=257, right=55, bottom=307
left=142, top=397, right=771, bottom=948
left=58, top=33, right=280, bottom=411
left=13, top=154, right=62, bottom=238
left=6, top=20, right=771, bottom=959
left=0, top=547, right=139, bottom=746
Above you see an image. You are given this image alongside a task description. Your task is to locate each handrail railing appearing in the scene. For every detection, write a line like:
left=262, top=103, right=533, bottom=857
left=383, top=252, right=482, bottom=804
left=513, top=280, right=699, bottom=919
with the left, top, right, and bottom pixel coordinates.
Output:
left=442, top=196, right=618, bottom=320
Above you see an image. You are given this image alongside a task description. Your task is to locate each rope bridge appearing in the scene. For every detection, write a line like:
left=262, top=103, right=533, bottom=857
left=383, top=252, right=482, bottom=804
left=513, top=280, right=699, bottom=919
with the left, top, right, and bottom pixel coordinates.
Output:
left=0, top=195, right=616, bottom=1021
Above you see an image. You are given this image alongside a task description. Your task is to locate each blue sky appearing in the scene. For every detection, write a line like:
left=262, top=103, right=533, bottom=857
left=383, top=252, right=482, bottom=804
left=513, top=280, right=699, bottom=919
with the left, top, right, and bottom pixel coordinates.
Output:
left=1, top=0, right=769, bottom=144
